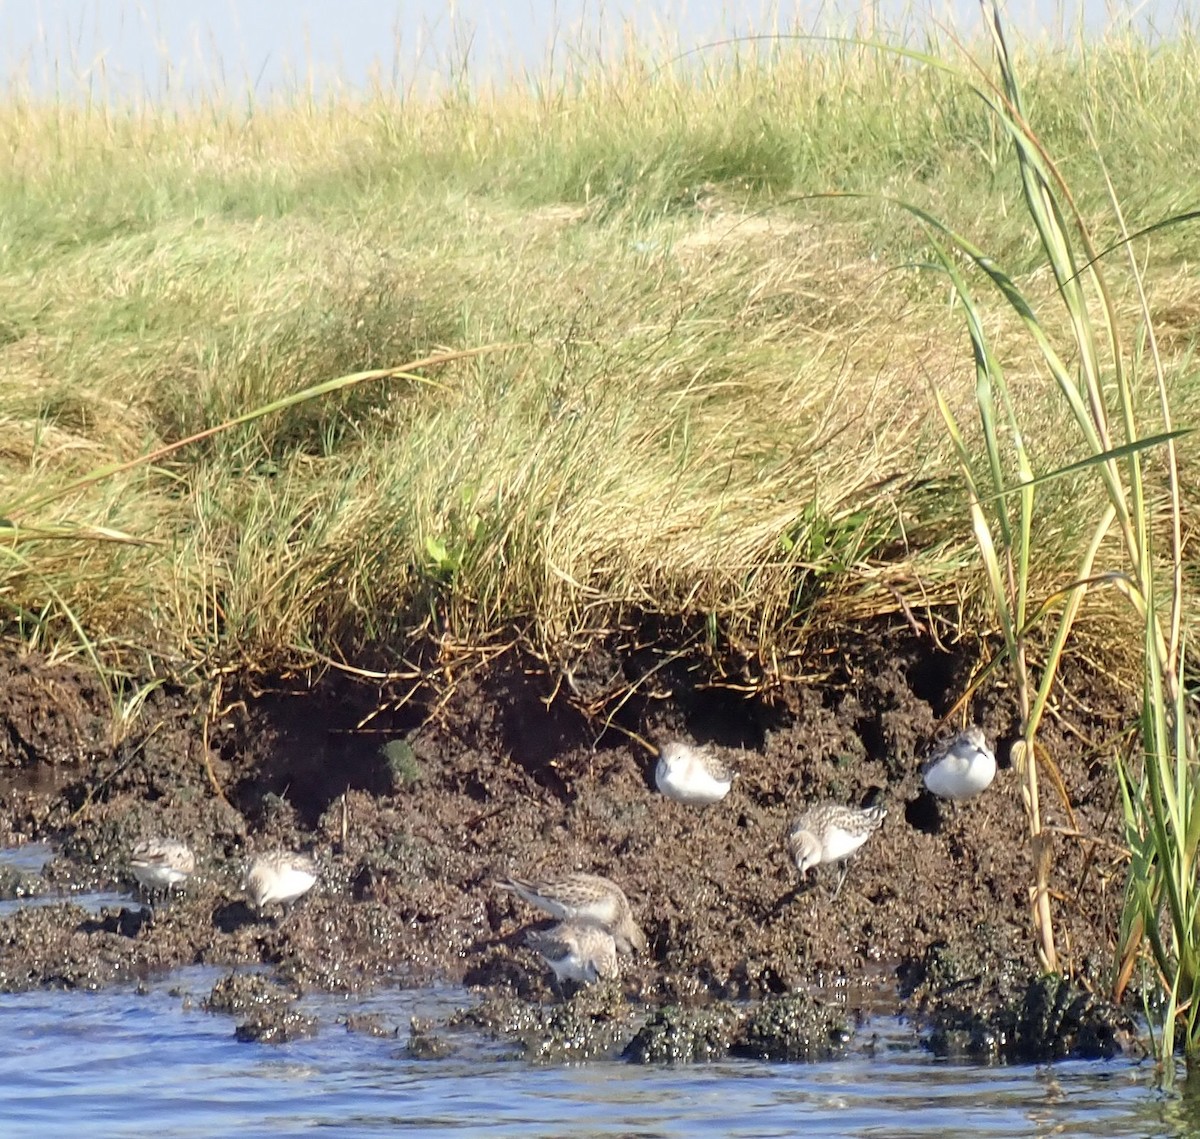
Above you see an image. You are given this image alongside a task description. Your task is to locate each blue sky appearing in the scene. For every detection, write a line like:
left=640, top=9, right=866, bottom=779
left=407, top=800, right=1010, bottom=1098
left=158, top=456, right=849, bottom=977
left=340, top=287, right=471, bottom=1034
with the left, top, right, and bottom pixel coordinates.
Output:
left=0, top=0, right=1193, bottom=101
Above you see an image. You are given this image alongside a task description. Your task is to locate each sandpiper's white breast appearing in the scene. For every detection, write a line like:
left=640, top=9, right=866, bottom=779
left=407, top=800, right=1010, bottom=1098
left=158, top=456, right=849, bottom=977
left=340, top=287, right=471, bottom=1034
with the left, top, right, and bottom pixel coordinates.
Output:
left=922, top=727, right=997, bottom=801
left=244, top=853, right=318, bottom=910
left=526, top=921, right=618, bottom=985
left=130, top=839, right=195, bottom=891
left=654, top=741, right=733, bottom=805
left=132, top=863, right=188, bottom=889
left=819, top=821, right=873, bottom=863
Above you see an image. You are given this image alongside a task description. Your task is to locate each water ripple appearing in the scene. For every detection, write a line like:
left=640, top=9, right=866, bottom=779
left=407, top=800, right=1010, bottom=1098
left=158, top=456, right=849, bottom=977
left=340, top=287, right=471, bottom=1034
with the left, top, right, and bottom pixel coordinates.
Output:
left=0, top=973, right=1170, bottom=1138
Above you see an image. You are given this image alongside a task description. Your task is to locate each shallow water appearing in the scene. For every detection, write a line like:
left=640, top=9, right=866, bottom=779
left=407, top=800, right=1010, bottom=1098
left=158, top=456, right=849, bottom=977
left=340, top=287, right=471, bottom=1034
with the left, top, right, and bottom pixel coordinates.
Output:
left=0, top=967, right=1183, bottom=1139
left=0, top=841, right=130, bottom=916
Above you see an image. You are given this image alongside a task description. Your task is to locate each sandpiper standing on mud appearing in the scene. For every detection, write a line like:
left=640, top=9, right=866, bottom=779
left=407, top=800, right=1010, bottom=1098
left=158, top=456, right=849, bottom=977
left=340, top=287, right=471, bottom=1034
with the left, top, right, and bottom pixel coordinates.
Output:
left=786, top=801, right=886, bottom=897
left=525, top=920, right=619, bottom=988
left=129, top=838, right=195, bottom=901
left=497, top=871, right=647, bottom=955
left=655, top=740, right=734, bottom=806
left=243, top=851, right=318, bottom=917
left=921, top=726, right=997, bottom=801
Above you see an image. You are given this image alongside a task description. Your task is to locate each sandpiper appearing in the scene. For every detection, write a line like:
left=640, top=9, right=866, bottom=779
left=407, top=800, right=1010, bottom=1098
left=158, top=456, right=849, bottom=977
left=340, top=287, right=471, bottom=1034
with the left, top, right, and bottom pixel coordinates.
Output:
left=525, top=920, right=619, bottom=987
left=497, top=871, right=646, bottom=954
left=130, top=838, right=195, bottom=899
left=243, top=851, right=318, bottom=916
left=786, top=801, right=886, bottom=897
left=655, top=740, right=734, bottom=806
left=921, top=726, right=997, bottom=801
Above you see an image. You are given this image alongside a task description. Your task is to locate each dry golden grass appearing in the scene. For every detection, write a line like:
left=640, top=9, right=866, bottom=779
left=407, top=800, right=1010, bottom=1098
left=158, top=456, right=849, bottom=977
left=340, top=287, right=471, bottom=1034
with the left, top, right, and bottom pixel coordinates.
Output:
left=0, top=27, right=1198, bottom=685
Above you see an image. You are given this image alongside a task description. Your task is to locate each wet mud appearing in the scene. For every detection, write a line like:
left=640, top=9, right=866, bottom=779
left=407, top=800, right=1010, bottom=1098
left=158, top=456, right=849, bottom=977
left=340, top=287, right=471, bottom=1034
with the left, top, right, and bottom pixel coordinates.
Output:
left=0, top=627, right=1144, bottom=1060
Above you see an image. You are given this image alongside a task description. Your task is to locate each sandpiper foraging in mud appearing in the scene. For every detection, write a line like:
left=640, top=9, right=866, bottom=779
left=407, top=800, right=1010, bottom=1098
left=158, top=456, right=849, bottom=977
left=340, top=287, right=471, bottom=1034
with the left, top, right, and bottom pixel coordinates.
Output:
left=654, top=740, right=734, bottom=806
left=525, top=920, right=619, bottom=988
left=786, top=801, right=886, bottom=898
left=129, top=838, right=195, bottom=900
left=243, top=851, right=318, bottom=917
left=496, top=871, right=646, bottom=955
left=921, top=726, right=997, bottom=802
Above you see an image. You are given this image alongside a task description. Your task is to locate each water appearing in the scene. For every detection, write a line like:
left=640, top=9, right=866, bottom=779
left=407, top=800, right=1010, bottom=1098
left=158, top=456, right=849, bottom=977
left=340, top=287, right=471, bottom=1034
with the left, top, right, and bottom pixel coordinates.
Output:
left=0, top=841, right=129, bottom=917
left=0, top=841, right=52, bottom=875
left=0, top=844, right=1179, bottom=1135
left=0, top=967, right=1178, bottom=1138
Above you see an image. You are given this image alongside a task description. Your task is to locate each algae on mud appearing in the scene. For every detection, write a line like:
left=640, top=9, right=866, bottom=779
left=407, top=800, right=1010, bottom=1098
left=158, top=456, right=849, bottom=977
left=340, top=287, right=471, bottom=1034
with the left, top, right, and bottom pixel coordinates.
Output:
left=0, top=634, right=1147, bottom=1062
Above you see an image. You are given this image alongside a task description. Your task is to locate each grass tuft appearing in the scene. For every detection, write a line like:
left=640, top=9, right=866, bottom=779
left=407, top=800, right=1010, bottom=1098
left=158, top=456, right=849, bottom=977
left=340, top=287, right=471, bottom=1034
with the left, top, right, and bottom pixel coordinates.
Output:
left=0, top=17, right=1198, bottom=702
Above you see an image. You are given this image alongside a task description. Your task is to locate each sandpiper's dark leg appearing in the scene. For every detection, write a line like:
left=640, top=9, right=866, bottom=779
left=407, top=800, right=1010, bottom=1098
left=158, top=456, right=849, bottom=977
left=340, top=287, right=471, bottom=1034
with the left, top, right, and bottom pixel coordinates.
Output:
left=831, top=861, right=850, bottom=900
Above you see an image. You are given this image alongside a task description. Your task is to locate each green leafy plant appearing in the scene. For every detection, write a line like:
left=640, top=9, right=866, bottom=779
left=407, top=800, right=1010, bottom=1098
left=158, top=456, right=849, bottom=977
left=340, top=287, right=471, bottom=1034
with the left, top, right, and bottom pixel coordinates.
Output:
left=893, top=2, right=1193, bottom=1064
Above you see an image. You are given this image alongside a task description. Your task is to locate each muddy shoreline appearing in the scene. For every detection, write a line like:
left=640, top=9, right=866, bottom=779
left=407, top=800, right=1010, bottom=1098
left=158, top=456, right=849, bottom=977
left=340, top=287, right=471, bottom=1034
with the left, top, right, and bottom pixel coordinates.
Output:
left=0, top=627, right=1142, bottom=1060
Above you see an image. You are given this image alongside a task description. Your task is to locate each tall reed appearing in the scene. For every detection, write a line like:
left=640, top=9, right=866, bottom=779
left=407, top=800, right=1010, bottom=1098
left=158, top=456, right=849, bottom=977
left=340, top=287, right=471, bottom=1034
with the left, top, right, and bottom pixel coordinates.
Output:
left=914, top=1, right=1192, bottom=1062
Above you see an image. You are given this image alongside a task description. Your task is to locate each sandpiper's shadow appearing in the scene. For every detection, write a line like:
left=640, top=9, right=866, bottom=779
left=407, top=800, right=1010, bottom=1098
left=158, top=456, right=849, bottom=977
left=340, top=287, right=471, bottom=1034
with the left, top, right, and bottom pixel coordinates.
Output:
left=212, top=898, right=267, bottom=933
left=77, top=906, right=152, bottom=939
left=904, top=790, right=946, bottom=836
left=773, top=884, right=806, bottom=911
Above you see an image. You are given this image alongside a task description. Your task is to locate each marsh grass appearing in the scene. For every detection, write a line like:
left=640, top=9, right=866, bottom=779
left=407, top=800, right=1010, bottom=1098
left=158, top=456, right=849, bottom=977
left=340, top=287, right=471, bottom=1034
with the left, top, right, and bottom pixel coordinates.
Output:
left=0, top=14, right=1198, bottom=717
left=871, top=3, right=1200, bottom=1068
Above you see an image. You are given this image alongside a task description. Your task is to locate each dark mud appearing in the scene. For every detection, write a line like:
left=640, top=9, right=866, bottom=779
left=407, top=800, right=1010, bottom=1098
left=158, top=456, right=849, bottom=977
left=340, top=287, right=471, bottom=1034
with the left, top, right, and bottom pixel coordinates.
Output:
left=0, top=628, right=1143, bottom=1060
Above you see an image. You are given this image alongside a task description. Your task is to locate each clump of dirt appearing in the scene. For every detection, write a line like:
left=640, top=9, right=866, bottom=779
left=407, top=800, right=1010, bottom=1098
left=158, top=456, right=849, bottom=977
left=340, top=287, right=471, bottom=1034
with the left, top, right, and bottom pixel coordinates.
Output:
left=206, top=970, right=319, bottom=1044
left=624, top=1002, right=745, bottom=1063
left=406, top=1017, right=453, bottom=1058
left=900, top=940, right=1141, bottom=1062
left=454, top=984, right=636, bottom=1062
left=918, top=972, right=1141, bottom=1062
left=0, top=626, right=1144, bottom=1060
left=234, top=1007, right=319, bottom=1044
left=205, top=971, right=296, bottom=1015
left=738, top=992, right=853, bottom=1062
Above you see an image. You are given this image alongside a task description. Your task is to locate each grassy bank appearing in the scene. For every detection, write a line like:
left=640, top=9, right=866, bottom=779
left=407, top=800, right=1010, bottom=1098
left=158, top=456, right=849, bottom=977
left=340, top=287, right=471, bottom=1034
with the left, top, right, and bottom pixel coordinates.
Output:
left=1, top=27, right=1198, bottom=682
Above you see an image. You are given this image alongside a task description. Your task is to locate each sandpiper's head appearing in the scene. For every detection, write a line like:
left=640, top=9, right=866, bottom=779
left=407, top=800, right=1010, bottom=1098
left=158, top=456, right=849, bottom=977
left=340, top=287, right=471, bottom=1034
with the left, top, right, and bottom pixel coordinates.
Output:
left=960, top=725, right=989, bottom=751
left=595, top=943, right=620, bottom=980
left=656, top=740, right=692, bottom=770
left=787, top=828, right=821, bottom=875
left=577, top=925, right=621, bottom=980
left=616, top=914, right=648, bottom=955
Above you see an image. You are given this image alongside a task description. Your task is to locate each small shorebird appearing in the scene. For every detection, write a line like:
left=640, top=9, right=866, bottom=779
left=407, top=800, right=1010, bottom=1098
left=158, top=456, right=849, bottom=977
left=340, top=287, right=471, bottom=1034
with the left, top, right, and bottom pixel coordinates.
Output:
left=497, top=871, right=646, bottom=955
left=130, top=838, right=195, bottom=900
left=655, top=740, right=734, bottom=806
left=525, top=920, right=619, bottom=988
left=243, top=851, right=318, bottom=917
left=786, top=801, right=886, bottom=897
left=921, top=726, right=997, bottom=801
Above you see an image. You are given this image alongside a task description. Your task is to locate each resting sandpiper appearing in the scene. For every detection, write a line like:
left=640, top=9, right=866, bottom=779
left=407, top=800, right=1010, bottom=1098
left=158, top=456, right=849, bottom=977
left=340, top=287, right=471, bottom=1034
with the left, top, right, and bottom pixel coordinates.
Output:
left=130, top=838, right=195, bottom=899
left=497, top=871, right=646, bottom=954
left=921, top=726, right=997, bottom=801
left=655, top=740, right=734, bottom=806
left=243, top=851, right=318, bottom=916
left=525, top=920, right=619, bottom=986
left=786, top=801, right=886, bottom=897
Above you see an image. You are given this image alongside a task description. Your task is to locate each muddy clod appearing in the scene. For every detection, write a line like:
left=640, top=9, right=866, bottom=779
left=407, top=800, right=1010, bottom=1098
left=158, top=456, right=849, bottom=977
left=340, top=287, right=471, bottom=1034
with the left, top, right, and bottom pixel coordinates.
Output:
left=735, top=992, right=852, bottom=1062
left=623, top=1003, right=744, bottom=1064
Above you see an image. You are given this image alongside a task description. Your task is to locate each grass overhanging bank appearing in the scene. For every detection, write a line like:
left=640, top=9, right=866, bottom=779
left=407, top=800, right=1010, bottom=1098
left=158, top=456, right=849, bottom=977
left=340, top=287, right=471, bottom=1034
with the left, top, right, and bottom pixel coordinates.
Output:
left=2, top=17, right=1198, bottom=683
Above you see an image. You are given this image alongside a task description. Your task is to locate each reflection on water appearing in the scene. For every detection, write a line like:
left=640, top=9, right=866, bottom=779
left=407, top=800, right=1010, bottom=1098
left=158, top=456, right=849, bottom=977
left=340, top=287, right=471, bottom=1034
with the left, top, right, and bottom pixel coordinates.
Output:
left=0, top=842, right=53, bottom=875
left=0, top=842, right=130, bottom=917
left=0, top=968, right=1173, bottom=1139
left=0, top=890, right=134, bottom=918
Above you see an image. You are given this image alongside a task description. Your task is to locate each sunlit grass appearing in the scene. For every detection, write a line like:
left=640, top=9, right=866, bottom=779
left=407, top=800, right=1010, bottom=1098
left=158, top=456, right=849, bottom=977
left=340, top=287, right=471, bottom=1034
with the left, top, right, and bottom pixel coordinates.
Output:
left=0, top=18, right=1198, bottom=695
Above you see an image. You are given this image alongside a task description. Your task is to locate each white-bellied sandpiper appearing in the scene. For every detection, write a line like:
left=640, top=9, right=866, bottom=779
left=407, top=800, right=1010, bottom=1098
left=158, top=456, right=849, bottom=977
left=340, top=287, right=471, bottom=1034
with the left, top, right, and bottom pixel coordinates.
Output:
left=786, top=801, right=886, bottom=897
left=655, top=740, right=734, bottom=806
left=497, top=871, right=646, bottom=955
left=921, top=726, right=997, bottom=801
